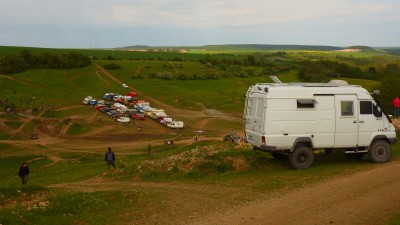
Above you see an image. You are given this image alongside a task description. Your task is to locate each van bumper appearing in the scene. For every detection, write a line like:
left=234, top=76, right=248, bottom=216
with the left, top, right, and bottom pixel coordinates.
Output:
left=389, top=137, right=397, bottom=145
left=259, top=144, right=278, bottom=152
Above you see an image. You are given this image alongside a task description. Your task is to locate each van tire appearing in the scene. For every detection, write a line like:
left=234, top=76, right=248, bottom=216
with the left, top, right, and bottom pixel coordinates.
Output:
left=289, top=146, right=314, bottom=169
left=368, top=140, right=391, bottom=163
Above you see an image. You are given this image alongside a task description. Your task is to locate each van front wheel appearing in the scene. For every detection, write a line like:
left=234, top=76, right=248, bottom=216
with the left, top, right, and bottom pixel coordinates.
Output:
left=289, top=146, right=314, bottom=169
left=368, top=140, right=391, bottom=163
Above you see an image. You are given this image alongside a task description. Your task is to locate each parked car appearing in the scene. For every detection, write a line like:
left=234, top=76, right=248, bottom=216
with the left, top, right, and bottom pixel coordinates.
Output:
left=167, top=121, right=184, bottom=129
left=117, top=117, right=130, bottom=123
left=88, top=99, right=97, bottom=106
left=82, top=96, right=92, bottom=105
left=100, top=107, right=111, bottom=113
left=127, top=92, right=137, bottom=97
left=132, top=113, right=146, bottom=120
left=103, top=93, right=118, bottom=101
left=160, top=117, right=172, bottom=125
left=113, top=95, right=123, bottom=102
left=106, top=110, right=117, bottom=117
left=95, top=105, right=106, bottom=110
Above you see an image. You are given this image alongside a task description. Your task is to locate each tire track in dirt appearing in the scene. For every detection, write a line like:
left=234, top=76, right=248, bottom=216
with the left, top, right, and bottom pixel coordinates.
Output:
left=95, top=70, right=112, bottom=87
left=10, top=110, right=47, bottom=137
left=0, top=74, right=40, bottom=88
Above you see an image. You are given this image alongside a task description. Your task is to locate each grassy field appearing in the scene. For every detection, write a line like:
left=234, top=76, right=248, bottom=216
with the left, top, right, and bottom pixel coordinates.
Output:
left=1, top=46, right=400, bottom=224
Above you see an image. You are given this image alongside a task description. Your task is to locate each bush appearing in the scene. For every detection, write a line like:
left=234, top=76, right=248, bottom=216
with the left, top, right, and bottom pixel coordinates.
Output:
left=156, top=71, right=173, bottom=80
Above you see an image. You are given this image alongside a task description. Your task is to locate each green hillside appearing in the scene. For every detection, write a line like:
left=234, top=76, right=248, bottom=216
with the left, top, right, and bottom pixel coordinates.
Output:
left=1, top=46, right=399, bottom=113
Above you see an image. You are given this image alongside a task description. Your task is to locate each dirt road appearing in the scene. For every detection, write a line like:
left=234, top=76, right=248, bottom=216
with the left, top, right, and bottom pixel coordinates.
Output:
left=192, top=160, right=400, bottom=225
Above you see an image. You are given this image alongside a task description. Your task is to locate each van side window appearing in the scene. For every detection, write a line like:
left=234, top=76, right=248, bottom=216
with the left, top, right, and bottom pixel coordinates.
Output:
left=360, top=101, right=372, bottom=114
left=248, top=98, right=257, bottom=117
left=341, top=101, right=354, bottom=116
left=256, top=98, right=265, bottom=119
left=297, top=99, right=315, bottom=108
left=373, top=104, right=382, bottom=117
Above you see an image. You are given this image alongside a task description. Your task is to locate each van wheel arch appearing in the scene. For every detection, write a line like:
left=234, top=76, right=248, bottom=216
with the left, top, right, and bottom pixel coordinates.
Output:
left=290, top=137, right=313, bottom=152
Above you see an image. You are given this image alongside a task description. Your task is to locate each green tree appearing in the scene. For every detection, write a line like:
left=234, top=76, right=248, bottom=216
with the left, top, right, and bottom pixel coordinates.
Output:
left=379, top=63, right=400, bottom=109
left=247, top=55, right=256, bottom=66
left=298, top=60, right=329, bottom=82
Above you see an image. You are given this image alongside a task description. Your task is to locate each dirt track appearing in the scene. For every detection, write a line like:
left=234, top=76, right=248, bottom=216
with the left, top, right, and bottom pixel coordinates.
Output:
left=191, top=160, right=400, bottom=225
left=45, top=156, right=400, bottom=225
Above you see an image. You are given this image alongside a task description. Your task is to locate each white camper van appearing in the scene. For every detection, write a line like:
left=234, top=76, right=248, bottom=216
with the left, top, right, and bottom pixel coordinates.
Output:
left=244, top=77, right=397, bottom=169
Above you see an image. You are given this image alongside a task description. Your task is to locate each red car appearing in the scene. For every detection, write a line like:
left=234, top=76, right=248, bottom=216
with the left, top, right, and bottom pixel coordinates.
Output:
left=131, top=113, right=146, bottom=120
left=95, top=105, right=106, bottom=110
left=127, top=92, right=137, bottom=98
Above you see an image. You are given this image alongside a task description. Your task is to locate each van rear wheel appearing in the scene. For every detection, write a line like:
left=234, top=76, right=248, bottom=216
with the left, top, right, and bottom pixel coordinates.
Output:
left=289, top=146, right=314, bottom=169
left=368, top=140, right=391, bottom=163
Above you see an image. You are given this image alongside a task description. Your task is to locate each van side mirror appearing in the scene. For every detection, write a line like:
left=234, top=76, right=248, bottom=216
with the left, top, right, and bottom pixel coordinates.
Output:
left=373, top=90, right=380, bottom=96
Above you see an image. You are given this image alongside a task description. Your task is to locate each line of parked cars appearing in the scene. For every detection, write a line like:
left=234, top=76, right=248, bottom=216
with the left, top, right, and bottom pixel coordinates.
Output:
left=82, top=92, right=184, bottom=129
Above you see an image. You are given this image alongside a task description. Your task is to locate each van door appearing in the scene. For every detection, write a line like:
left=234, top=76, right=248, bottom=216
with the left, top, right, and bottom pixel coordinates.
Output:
left=358, top=100, right=383, bottom=147
left=335, top=95, right=359, bottom=148
left=245, top=95, right=266, bottom=134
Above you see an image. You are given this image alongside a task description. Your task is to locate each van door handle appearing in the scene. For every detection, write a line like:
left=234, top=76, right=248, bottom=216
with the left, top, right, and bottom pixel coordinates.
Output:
left=359, top=120, right=364, bottom=123
left=353, top=120, right=357, bottom=123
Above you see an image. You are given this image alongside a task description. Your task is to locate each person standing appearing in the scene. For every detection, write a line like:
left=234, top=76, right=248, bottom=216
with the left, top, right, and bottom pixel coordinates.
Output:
left=393, top=97, right=400, bottom=118
left=18, top=162, right=30, bottom=185
left=105, top=147, right=116, bottom=168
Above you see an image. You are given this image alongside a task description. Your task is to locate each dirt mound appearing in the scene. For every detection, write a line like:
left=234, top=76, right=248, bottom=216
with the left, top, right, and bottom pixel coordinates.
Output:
left=138, top=143, right=252, bottom=175
left=391, top=118, right=400, bottom=130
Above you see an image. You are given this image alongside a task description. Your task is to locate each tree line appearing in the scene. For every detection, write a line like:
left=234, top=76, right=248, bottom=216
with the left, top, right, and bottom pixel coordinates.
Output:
left=0, top=50, right=91, bottom=74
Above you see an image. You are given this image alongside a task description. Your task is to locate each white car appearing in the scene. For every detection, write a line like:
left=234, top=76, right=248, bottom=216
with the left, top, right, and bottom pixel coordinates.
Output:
left=167, top=121, right=184, bottom=129
left=82, top=96, right=92, bottom=105
left=122, top=83, right=129, bottom=88
left=117, top=117, right=130, bottom=123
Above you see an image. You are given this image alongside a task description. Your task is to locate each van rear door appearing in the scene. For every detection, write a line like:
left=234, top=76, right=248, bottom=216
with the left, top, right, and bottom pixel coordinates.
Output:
left=245, top=95, right=266, bottom=144
left=334, top=95, right=359, bottom=148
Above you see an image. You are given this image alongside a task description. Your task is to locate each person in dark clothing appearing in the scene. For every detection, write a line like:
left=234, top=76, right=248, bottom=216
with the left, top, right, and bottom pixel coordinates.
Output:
left=18, top=162, right=29, bottom=185
left=105, top=147, right=116, bottom=168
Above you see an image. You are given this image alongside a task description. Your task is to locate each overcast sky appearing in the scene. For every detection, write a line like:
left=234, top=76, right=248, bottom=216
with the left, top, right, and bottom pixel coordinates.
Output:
left=1, top=0, right=399, bottom=48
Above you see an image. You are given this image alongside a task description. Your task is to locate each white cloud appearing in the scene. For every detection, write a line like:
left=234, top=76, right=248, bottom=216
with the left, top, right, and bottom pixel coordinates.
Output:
left=1, top=0, right=398, bottom=27
left=1, top=0, right=399, bottom=47
left=101, top=0, right=399, bottom=27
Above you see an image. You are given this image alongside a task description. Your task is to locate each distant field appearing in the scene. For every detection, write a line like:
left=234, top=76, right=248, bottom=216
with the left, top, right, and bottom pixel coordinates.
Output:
left=0, top=45, right=399, bottom=114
